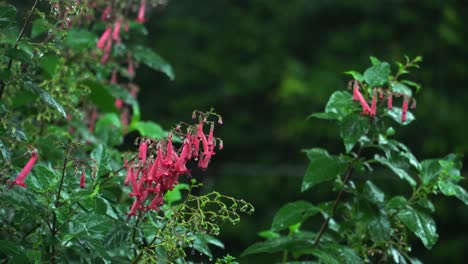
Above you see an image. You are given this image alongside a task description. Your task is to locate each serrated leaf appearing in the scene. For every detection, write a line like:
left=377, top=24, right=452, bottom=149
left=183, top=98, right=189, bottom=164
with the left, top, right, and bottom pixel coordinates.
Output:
left=95, top=113, right=122, bottom=146
left=363, top=181, right=385, bottom=205
left=386, top=107, right=415, bottom=125
left=302, top=148, right=348, bottom=191
left=344, top=71, right=364, bottom=82
left=317, top=243, right=364, bottom=264
left=311, top=91, right=357, bottom=121
left=271, top=201, right=320, bottom=231
left=419, top=159, right=440, bottom=186
left=91, top=144, right=111, bottom=178
left=391, top=82, right=413, bottom=97
left=0, top=4, right=17, bottom=27
left=368, top=213, right=391, bottom=242
left=386, top=196, right=407, bottom=210
left=132, top=46, right=174, bottom=80
left=369, top=56, right=381, bottom=65
left=65, top=28, right=96, bottom=51
left=79, top=80, right=118, bottom=113
left=31, top=18, right=49, bottom=38
left=397, top=206, right=438, bottom=249
left=241, top=235, right=314, bottom=256
left=0, top=139, right=10, bottom=162
left=364, top=62, right=390, bottom=87
left=340, top=114, right=369, bottom=153
left=437, top=180, right=468, bottom=206
left=164, top=183, right=189, bottom=205
left=401, top=80, right=421, bottom=93
left=374, top=154, right=416, bottom=186
left=129, top=121, right=167, bottom=139
left=22, top=80, right=66, bottom=117
left=0, top=240, right=22, bottom=256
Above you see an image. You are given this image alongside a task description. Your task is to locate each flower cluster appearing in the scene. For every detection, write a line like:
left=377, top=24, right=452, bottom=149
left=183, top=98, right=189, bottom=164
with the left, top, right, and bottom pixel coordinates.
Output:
left=96, top=0, right=147, bottom=64
left=124, top=112, right=223, bottom=217
left=352, top=81, right=416, bottom=122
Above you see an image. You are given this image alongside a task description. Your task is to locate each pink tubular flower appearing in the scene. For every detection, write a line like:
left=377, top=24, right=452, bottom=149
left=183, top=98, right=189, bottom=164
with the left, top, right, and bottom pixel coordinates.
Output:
left=370, top=89, right=377, bottom=117
left=112, top=20, right=121, bottom=43
left=402, top=97, right=409, bottom=122
left=101, top=6, right=112, bottom=20
left=128, top=61, right=135, bottom=78
left=97, top=26, right=112, bottom=49
left=80, top=170, right=86, bottom=188
left=115, top=98, right=123, bottom=109
left=139, top=140, right=148, bottom=163
left=354, top=86, right=371, bottom=114
left=137, top=0, right=147, bottom=23
left=387, top=94, right=393, bottom=110
left=352, top=81, right=359, bottom=101
left=13, top=150, right=38, bottom=187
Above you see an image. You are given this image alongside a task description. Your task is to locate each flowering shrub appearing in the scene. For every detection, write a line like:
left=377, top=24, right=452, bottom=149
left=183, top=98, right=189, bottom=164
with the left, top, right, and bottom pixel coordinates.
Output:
left=243, top=56, right=468, bottom=263
left=0, top=1, right=251, bottom=263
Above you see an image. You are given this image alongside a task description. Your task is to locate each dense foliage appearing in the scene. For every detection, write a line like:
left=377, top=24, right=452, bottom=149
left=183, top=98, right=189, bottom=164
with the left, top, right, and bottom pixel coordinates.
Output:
left=242, top=57, right=468, bottom=263
left=0, top=1, right=252, bottom=263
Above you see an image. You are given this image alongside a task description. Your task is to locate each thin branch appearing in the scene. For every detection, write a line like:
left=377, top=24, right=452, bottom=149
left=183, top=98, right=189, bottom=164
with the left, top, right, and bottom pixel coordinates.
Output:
left=0, top=0, right=39, bottom=99
left=313, top=167, right=355, bottom=247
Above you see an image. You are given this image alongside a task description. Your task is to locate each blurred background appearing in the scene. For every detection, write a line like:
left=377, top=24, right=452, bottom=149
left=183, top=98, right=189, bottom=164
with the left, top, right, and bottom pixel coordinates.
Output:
left=12, top=0, right=468, bottom=262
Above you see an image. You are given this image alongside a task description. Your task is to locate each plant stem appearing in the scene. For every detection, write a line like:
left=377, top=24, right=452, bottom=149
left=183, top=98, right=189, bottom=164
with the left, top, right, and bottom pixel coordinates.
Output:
left=50, top=145, right=71, bottom=263
left=131, top=235, right=158, bottom=264
left=313, top=166, right=355, bottom=247
left=0, top=0, right=39, bottom=99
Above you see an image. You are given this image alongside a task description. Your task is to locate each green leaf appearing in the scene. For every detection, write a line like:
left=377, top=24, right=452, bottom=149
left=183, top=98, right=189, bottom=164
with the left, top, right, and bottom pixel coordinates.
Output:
left=241, top=235, right=314, bottom=256
left=386, top=107, right=415, bottom=125
left=132, top=46, right=175, bottom=80
left=362, top=181, right=385, bottom=205
left=258, top=230, right=281, bottom=239
left=302, top=148, right=348, bottom=191
left=79, top=80, right=118, bottom=113
left=310, top=91, right=357, bottom=121
left=391, top=82, right=412, bottom=97
left=28, top=164, right=58, bottom=192
left=193, top=234, right=225, bottom=258
left=39, top=55, right=60, bottom=78
left=22, top=80, right=66, bottom=118
left=129, top=121, right=167, bottom=139
left=65, top=29, right=97, bottom=52
left=164, top=183, right=189, bottom=205
left=344, top=71, right=364, bottom=82
left=437, top=181, right=468, bottom=206
left=368, top=212, right=391, bottom=242
left=401, top=80, right=422, bottom=93
left=0, top=4, right=16, bottom=27
left=91, top=144, right=111, bottom=178
left=386, top=196, right=407, bottom=210
left=374, top=154, right=416, bottom=186
left=95, top=113, right=123, bottom=146
left=271, top=201, right=320, bottom=231
left=5, top=48, right=33, bottom=64
left=363, top=62, right=390, bottom=87
left=315, top=243, right=364, bottom=264
left=397, top=206, right=438, bottom=249
left=31, top=18, right=49, bottom=38
left=0, top=239, right=22, bottom=256
left=0, top=139, right=10, bottom=162
left=340, top=114, right=370, bottom=153
left=369, top=56, right=381, bottom=65
left=419, top=159, right=440, bottom=186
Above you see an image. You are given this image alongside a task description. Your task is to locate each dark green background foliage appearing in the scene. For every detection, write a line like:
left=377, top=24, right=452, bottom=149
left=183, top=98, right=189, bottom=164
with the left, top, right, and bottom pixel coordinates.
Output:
left=10, top=0, right=468, bottom=263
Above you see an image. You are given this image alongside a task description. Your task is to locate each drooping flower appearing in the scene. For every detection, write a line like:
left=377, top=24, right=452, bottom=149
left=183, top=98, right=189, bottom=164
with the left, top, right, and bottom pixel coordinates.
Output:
left=80, top=170, right=86, bottom=188
left=101, top=6, right=112, bottom=21
left=137, top=0, right=147, bottom=23
left=97, top=26, right=112, bottom=49
left=112, top=19, right=121, bottom=44
left=115, top=98, right=123, bottom=109
left=13, top=150, right=38, bottom=187
left=353, top=86, right=371, bottom=114
left=387, top=94, right=393, bottom=110
left=352, top=81, right=359, bottom=101
left=138, top=140, right=148, bottom=163
left=401, top=97, right=409, bottom=122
